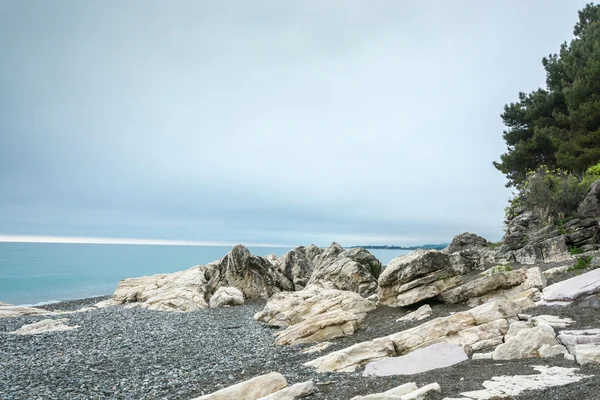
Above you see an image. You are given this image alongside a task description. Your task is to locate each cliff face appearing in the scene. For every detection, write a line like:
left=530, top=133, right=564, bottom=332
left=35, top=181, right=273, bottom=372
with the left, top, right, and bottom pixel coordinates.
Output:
left=498, top=181, right=600, bottom=264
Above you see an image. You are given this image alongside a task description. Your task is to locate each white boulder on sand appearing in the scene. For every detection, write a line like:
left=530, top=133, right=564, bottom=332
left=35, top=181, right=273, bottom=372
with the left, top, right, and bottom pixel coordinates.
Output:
left=209, top=287, right=244, bottom=308
left=8, top=318, right=79, bottom=335
left=397, top=304, right=433, bottom=322
left=352, top=382, right=441, bottom=400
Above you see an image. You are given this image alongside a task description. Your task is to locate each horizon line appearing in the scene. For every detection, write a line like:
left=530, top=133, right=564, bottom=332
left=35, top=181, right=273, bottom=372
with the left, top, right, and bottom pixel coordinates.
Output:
left=0, top=234, right=292, bottom=248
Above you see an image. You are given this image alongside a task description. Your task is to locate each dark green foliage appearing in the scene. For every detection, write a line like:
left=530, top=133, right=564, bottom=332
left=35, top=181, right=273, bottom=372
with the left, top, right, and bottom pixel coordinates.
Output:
left=494, top=3, right=600, bottom=187
left=569, top=255, right=593, bottom=271
left=570, top=245, right=584, bottom=255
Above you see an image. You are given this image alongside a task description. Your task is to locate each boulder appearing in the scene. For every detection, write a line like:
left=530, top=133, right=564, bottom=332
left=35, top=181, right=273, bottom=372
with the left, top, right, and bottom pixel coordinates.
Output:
left=378, top=250, right=454, bottom=307
left=8, top=318, right=79, bottom=335
left=254, top=286, right=376, bottom=328
left=397, top=305, right=433, bottom=323
left=573, top=344, right=600, bottom=365
left=394, top=276, right=462, bottom=307
left=304, top=300, right=532, bottom=373
left=113, top=245, right=293, bottom=312
left=578, top=180, right=600, bottom=217
left=492, top=319, right=566, bottom=360
left=274, top=309, right=364, bottom=345
left=307, top=245, right=381, bottom=296
left=192, top=372, right=287, bottom=400
left=557, top=329, right=600, bottom=355
left=209, top=287, right=244, bottom=308
left=542, top=268, right=600, bottom=303
left=448, top=249, right=486, bottom=275
left=0, top=303, right=56, bottom=318
left=446, top=232, right=489, bottom=254
left=438, top=269, right=527, bottom=304
left=363, top=342, right=468, bottom=376
left=257, top=381, right=314, bottom=400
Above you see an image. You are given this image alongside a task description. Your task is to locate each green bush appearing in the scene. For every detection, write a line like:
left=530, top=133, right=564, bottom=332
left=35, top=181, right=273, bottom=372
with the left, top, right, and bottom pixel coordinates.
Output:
left=569, top=245, right=584, bottom=255
left=568, top=256, right=593, bottom=272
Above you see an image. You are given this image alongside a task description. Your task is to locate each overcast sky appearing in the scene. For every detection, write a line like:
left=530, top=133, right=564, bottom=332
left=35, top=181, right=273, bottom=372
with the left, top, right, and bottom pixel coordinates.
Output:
left=0, top=1, right=590, bottom=246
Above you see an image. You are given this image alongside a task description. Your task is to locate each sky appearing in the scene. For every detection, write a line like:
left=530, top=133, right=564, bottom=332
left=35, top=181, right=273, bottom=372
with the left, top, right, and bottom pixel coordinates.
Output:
left=0, top=0, right=591, bottom=247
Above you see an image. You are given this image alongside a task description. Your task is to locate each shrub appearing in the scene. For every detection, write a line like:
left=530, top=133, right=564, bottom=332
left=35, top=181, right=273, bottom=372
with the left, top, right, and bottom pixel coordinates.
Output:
left=568, top=256, right=593, bottom=272
left=569, top=245, right=584, bottom=255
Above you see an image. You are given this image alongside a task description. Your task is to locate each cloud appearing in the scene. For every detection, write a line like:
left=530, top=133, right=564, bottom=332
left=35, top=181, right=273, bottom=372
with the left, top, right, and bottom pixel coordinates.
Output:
left=0, top=0, right=590, bottom=246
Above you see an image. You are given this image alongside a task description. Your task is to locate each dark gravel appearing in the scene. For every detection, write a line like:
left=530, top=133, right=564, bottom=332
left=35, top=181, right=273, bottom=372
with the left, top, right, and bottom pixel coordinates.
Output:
left=1, top=298, right=599, bottom=400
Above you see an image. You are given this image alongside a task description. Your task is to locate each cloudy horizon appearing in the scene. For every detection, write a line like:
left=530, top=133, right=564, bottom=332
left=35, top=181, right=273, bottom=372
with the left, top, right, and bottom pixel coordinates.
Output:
left=0, top=1, right=590, bottom=247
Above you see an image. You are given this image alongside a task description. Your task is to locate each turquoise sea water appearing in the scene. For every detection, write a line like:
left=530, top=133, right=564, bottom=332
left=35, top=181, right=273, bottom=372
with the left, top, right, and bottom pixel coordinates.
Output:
left=0, top=243, right=411, bottom=305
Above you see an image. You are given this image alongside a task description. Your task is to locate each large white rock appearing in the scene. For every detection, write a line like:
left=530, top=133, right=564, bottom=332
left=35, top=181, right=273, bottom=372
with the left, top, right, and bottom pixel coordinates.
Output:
left=492, top=319, right=565, bottom=360
left=378, top=250, right=454, bottom=307
left=557, top=329, right=600, bottom=364
left=192, top=372, right=287, bottom=400
left=8, top=318, right=79, bottom=335
left=573, top=343, right=600, bottom=365
left=363, top=342, right=468, bottom=376
left=257, top=381, right=314, bottom=400
left=438, top=269, right=527, bottom=304
left=254, top=286, right=376, bottom=328
left=274, top=309, right=364, bottom=345
left=0, top=303, right=55, bottom=318
left=457, top=366, right=590, bottom=399
left=209, top=287, right=244, bottom=308
left=542, top=268, right=600, bottom=303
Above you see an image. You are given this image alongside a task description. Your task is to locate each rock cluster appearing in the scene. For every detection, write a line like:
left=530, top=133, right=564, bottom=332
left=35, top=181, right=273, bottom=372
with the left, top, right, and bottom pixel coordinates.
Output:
left=111, top=243, right=381, bottom=313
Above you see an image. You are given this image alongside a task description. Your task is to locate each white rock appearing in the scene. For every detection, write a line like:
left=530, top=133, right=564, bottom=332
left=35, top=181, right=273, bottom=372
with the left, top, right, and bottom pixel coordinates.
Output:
left=302, top=342, right=332, bottom=354
left=192, top=372, right=287, bottom=400
left=557, top=329, right=600, bottom=354
left=254, top=286, right=376, bottom=327
left=350, top=382, right=418, bottom=400
left=538, top=344, right=568, bottom=358
left=258, top=381, right=314, bottom=400
left=397, top=305, right=433, bottom=322
left=523, top=267, right=547, bottom=290
left=472, top=352, right=493, bottom=360
left=542, top=268, right=600, bottom=302
left=574, top=343, right=600, bottom=365
left=401, top=383, right=441, bottom=400
left=543, top=265, right=570, bottom=278
left=492, top=319, right=561, bottom=360
left=0, top=303, right=55, bottom=318
left=209, top=287, right=244, bottom=308
left=531, top=315, right=574, bottom=329
left=274, top=309, right=364, bottom=345
left=458, top=366, right=590, bottom=399
left=8, top=318, right=79, bottom=335
left=363, top=343, right=468, bottom=376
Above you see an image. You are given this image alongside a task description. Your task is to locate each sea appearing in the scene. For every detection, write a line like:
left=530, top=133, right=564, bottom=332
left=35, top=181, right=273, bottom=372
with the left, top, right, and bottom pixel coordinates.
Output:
left=0, top=242, right=411, bottom=305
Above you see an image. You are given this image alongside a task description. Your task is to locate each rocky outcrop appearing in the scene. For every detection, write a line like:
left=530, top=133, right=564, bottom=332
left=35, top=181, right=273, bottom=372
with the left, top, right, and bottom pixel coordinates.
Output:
left=8, top=318, right=79, bottom=335
left=209, top=287, right=244, bottom=308
left=254, top=285, right=376, bottom=328
left=192, top=372, right=287, bottom=400
left=0, top=303, right=56, bottom=318
left=557, top=329, right=600, bottom=365
left=446, top=232, right=490, bottom=254
left=112, top=245, right=293, bottom=312
left=378, top=250, right=458, bottom=307
left=304, top=299, right=533, bottom=373
left=307, top=245, right=381, bottom=296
